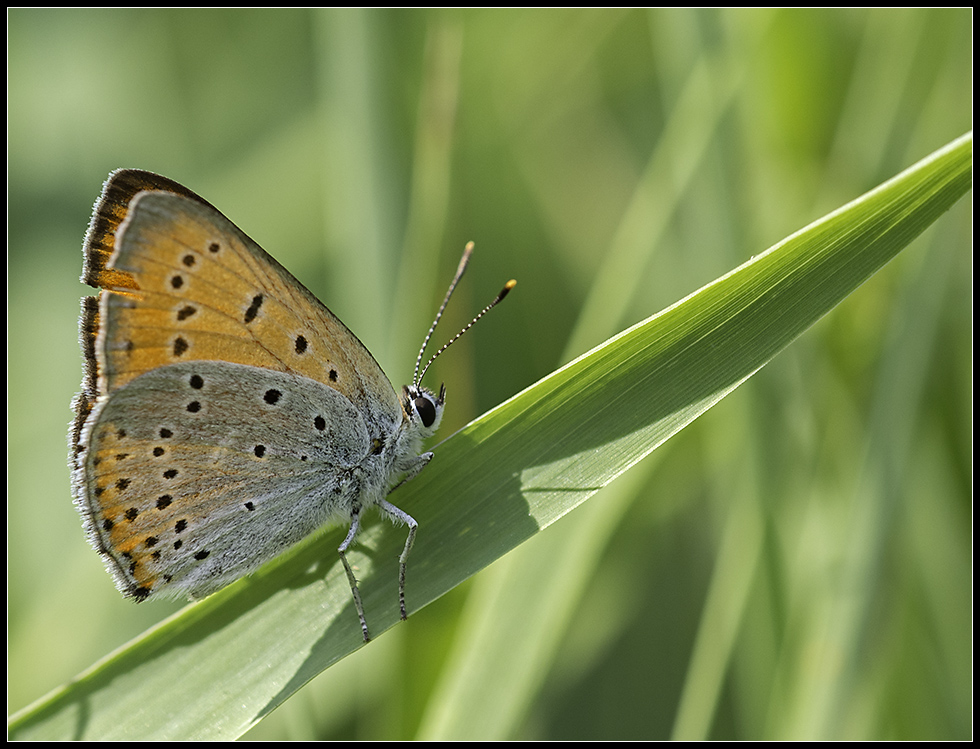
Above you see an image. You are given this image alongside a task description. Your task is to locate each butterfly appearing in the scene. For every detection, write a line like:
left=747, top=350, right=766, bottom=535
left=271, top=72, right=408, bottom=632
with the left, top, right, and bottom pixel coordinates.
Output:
left=70, top=169, right=514, bottom=641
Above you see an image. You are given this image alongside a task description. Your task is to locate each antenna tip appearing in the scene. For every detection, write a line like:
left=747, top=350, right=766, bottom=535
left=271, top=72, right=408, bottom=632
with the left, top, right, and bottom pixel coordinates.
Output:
left=497, top=279, right=517, bottom=301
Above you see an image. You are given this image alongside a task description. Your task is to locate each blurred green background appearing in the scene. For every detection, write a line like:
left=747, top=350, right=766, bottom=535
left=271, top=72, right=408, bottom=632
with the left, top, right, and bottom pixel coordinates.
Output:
left=7, top=8, right=971, bottom=740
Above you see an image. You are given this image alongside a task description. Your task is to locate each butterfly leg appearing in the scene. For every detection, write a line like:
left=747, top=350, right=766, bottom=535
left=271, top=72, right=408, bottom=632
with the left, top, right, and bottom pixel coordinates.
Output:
left=377, top=499, right=418, bottom=621
left=339, top=509, right=371, bottom=642
left=389, top=451, right=434, bottom=491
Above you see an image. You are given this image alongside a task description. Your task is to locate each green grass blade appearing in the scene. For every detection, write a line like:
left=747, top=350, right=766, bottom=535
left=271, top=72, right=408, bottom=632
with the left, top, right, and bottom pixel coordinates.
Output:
left=8, top=132, right=971, bottom=741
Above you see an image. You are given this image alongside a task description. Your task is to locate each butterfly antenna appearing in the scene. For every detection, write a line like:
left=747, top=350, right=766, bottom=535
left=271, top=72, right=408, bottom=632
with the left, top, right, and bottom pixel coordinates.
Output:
left=414, top=242, right=516, bottom=388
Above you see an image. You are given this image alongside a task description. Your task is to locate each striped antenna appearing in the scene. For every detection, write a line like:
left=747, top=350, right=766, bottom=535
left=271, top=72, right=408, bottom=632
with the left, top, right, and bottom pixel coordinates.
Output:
left=413, top=242, right=516, bottom=388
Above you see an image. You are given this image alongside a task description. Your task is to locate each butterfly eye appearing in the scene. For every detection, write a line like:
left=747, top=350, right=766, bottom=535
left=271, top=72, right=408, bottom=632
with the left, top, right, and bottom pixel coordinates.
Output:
left=414, top=395, right=437, bottom=428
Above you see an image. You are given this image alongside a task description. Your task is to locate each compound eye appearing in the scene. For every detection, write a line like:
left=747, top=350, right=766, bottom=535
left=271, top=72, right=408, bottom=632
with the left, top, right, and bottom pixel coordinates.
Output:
left=414, top=395, right=437, bottom=428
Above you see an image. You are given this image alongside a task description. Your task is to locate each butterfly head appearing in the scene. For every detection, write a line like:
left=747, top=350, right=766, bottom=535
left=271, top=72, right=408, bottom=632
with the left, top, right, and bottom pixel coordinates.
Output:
left=401, top=383, right=446, bottom=438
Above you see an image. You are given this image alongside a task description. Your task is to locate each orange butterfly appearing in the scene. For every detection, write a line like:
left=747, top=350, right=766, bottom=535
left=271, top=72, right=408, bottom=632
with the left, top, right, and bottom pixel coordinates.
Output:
left=71, top=169, right=514, bottom=640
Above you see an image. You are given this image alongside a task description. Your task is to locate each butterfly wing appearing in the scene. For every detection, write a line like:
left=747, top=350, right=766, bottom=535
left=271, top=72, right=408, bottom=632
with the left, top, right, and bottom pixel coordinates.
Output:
left=77, top=360, right=377, bottom=600
left=75, top=169, right=401, bottom=429
left=71, top=169, right=406, bottom=600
